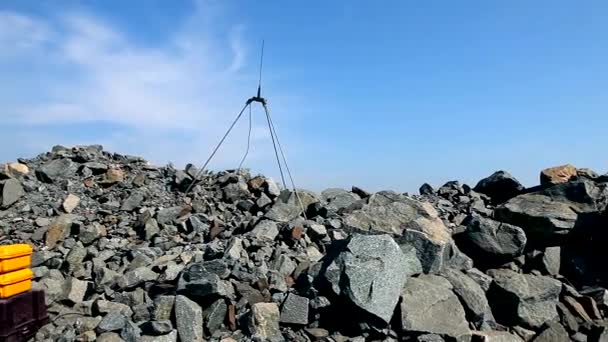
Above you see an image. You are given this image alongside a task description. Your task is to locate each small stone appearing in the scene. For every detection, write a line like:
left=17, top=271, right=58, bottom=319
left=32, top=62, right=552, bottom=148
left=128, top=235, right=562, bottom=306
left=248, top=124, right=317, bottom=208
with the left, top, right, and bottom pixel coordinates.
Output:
left=141, top=321, right=173, bottom=336
left=249, top=220, right=279, bottom=241
left=140, top=331, right=178, bottom=342
left=95, top=300, right=134, bottom=317
left=35, top=217, right=51, bottom=227
left=175, top=295, right=204, bottom=342
left=79, top=223, right=106, bottom=245
left=62, top=194, right=81, bottom=213
left=541, top=246, right=561, bottom=275
left=308, top=224, right=327, bottom=238
left=306, top=246, right=324, bottom=263
left=305, top=328, right=329, bottom=341
left=121, top=192, right=145, bottom=211
left=45, top=215, right=74, bottom=248
left=533, top=322, right=569, bottom=342
left=204, top=299, right=227, bottom=333
left=97, top=332, right=125, bottom=342
left=153, top=296, right=175, bottom=321
left=280, top=294, right=309, bottom=325
left=257, top=193, right=273, bottom=208
left=225, top=237, right=244, bottom=260
left=117, top=267, right=158, bottom=289
left=36, top=158, right=74, bottom=183
left=105, top=167, right=125, bottom=184
left=1, top=178, right=25, bottom=208
left=64, top=278, right=90, bottom=304
left=249, top=302, right=282, bottom=340
left=473, top=171, right=524, bottom=204
left=96, top=312, right=127, bottom=333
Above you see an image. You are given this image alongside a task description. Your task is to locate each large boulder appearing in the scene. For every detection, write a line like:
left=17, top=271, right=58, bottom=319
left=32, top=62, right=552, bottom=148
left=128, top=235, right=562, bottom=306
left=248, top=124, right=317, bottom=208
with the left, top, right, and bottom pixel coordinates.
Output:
left=344, top=191, right=445, bottom=236
left=440, top=268, right=495, bottom=328
left=322, top=234, right=408, bottom=324
left=1, top=178, right=25, bottom=209
left=540, top=164, right=577, bottom=185
left=455, top=214, right=527, bottom=268
left=495, top=179, right=608, bottom=246
left=486, top=269, right=561, bottom=329
left=36, top=158, right=75, bottom=183
left=399, top=274, right=470, bottom=338
left=474, top=170, right=524, bottom=204
left=344, top=192, right=471, bottom=273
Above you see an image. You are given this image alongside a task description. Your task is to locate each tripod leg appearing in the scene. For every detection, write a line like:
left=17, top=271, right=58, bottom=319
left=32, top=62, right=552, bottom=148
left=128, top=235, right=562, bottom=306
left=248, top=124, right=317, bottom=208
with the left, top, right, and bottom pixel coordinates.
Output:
left=262, top=103, right=308, bottom=220
left=185, top=102, right=251, bottom=194
left=264, top=103, right=287, bottom=189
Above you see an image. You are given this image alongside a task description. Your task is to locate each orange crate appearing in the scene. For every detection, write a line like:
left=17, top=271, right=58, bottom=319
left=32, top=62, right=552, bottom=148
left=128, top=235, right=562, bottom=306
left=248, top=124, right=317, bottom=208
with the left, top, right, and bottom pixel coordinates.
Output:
left=0, top=245, right=32, bottom=274
left=0, top=269, right=33, bottom=299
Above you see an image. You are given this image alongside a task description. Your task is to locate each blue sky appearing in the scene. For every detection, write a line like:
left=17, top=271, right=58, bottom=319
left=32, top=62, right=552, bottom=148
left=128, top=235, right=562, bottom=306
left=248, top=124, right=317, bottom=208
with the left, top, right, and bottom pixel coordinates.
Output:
left=0, top=1, right=607, bottom=192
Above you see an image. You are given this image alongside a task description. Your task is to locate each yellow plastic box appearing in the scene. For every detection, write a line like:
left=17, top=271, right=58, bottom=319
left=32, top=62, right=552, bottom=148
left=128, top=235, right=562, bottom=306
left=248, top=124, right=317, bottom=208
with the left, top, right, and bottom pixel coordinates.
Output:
left=0, top=268, right=33, bottom=299
left=0, top=244, right=33, bottom=274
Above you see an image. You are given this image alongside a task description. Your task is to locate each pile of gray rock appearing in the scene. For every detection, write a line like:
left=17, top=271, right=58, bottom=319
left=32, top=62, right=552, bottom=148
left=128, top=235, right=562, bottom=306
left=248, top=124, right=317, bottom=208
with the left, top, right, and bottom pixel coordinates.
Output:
left=2, top=146, right=608, bottom=342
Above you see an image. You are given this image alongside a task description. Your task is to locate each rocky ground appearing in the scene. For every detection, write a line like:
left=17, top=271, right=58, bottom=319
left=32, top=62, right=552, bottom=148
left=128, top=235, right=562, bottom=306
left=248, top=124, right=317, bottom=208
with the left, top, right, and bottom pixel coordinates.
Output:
left=1, top=145, right=608, bottom=342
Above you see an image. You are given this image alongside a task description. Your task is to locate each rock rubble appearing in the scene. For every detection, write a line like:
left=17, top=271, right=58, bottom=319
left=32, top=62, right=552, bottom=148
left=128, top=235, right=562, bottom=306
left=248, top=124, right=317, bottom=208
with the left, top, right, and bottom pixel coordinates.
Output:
left=1, top=145, right=608, bottom=341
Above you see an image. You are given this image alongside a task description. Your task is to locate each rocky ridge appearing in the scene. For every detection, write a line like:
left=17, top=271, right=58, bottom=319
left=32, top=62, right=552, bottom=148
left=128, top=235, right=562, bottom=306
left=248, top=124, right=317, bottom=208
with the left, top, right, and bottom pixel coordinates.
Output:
left=1, top=146, right=608, bottom=341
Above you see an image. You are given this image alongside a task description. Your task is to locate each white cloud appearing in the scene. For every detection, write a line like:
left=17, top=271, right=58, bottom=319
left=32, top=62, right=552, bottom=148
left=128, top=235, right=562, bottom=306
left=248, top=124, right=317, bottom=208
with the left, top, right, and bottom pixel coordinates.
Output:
left=0, top=3, right=289, bottom=174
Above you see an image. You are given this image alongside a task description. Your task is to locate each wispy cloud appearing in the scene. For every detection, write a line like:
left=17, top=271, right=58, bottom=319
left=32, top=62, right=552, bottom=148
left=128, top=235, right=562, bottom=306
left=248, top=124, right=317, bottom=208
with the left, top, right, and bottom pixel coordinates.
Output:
left=0, top=3, right=282, bottom=172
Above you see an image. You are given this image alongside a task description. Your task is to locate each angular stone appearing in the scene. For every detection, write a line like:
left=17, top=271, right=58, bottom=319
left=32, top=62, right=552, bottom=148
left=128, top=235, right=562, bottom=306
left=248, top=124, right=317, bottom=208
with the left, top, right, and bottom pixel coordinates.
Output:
left=280, top=294, right=309, bottom=325
left=1, top=178, right=24, bottom=208
left=265, top=189, right=318, bottom=222
left=321, top=188, right=361, bottom=213
left=204, top=299, right=227, bottom=332
left=487, top=269, right=561, bottom=328
left=62, top=194, right=80, bottom=213
left=177, top=262, right=234, bottom=299
left=308, top=224, right=327, bottom=238
left=157, top=205, right=190, bottom=225
left=419, top=183, right=435, bottom=196
left=96, top=300, right=133, bottom=317
left=541, top=164, right=577, bottom=185
left=256, top=193, right=273, bottom=208
left=97, top=332, right=125, bottom=342
left=140, top=321, right=173, bottom=336
left=225, top=237, right=244, bottom=260
left=440, top=268, right=494, bottom=328
left=117, top=267, right=158, bottom=289
left=399, top=274, right=470, bottom=338
left=533, top=322, right=569, bottom=342
left=494, top=194, right=579, bottom=246
left=175, top=295, right=204, bottom=342
left=65, top=246, right=88, bottom=272
left=470, top=331, right=524, bottom=342
left=474, top=171, right=524, bottom=204
left=96, top=312, right=127, bottom=333
left=64, top=278, right=90, bottom=304
left=249, top=303, right=282, bottom=341
left=121, top=192, right=145, bottom=211
left=324, top=234, right=408, bottom=324
left=541, top=247, right=561, bottom=275
left=36, top=158, right=74, bottom=183
left=265, top=179, right=281, bottom=197
left=79, top=223, right=106, bottom=245
left=7, top=162, right=29, bottom=177
left=45, top=215, right=74, bottom=248
left=273, top=254, right=296, bottom=276
left=344, top=192, right=445, bottom=236
left=140, top=331, right=177, bottom=342
left=249, top=220, right=279, bottom=241
left=143, top=218, right=160, bottom=240
left=456, top=214, right=527, bottom=267
left=153, top=296, right=175, bottom=321
left=121, top=320, right=142, bottom=342
left=105, top=167, right=124, bottom=184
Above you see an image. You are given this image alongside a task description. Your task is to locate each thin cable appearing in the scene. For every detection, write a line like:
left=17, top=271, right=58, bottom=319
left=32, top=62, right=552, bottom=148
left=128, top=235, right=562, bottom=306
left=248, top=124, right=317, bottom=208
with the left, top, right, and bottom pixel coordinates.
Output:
left=264, top=103, right=287, bottom=188
left=258, top=40, right=265, bottom=91
left=237, top=104, right=253, bottom=172
left=185, top=102, right=251, bottom=194
left=263, top=103, right=308, bottom=219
